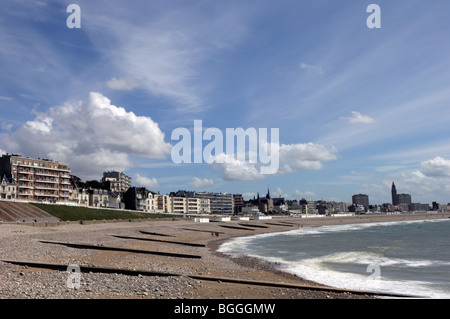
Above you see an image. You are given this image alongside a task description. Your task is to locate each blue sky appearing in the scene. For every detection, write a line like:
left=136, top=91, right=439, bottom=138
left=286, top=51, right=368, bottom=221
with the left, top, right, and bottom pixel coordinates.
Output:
left=1, top=0, right=450, bottom=205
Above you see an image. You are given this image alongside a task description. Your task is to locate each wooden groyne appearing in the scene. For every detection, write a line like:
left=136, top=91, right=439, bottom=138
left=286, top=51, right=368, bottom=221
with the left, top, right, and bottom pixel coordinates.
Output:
left=39, top=240, right=202, bottom=259
left=1, top=259, right=423, bottom=298
left=109, top=234, right=206, bottom=247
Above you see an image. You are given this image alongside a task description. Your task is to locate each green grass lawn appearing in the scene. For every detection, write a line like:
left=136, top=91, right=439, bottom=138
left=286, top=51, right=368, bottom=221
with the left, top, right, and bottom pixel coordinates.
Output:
left=32, top=203, right=176, bottom=221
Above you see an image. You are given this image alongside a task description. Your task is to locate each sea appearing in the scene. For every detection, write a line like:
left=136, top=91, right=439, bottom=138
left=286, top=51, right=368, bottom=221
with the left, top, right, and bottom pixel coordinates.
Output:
left=218, top=217, right=450, bottom=298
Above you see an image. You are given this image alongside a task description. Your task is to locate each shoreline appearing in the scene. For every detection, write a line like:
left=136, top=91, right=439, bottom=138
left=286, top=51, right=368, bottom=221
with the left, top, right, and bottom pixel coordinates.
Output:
left=209, top=212, right=450, bottom=297
left=1, top=212, right=449, bottom=299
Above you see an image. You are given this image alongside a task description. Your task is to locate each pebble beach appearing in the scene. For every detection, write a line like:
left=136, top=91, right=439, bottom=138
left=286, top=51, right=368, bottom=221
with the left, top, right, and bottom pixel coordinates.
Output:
left=1, top=212, right=449, bottom=300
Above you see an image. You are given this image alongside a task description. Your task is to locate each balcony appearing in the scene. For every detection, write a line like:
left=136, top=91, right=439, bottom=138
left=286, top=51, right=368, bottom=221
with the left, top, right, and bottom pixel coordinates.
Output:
left=18, top=190, right=33, bottom=195
left=35, top=170, right=58, bottom=177
left=17, top=174, right=33, bottom=181
left=35, top=178, right=57, bottom=183
left=18, top=183, right=33, bottom=189
left=34, top=192, right=58, bottom=197
left=35, top=184, right=58, bottom=190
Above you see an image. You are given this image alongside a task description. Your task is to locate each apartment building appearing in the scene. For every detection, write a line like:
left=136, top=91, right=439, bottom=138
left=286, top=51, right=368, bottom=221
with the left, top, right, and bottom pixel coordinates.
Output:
left=194, top=192, right=233, bottom=215
left=0, top=154, right=71, bottom=203
left=154, top=193, right=210, bottom=214
left=154, top=194, right=172, bottom=213
left=299, top=198, right=318, bottom=214
left=233, top=194, right=245, bottom=214
left=101, top=171, right=132, bottom=193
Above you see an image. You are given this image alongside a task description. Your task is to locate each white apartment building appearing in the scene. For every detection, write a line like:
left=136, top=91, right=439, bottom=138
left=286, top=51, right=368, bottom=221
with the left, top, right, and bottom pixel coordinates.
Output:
left=154, top=194, right=210, bottom=214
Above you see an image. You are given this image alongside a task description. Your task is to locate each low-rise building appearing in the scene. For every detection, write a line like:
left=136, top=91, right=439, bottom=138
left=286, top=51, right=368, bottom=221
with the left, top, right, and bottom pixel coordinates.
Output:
left=88, top=189, right=109, bottom=208
left=0, top=175, right=16, bottom=200
left=241, top=205, right=260, bottom=215
left=154, top=193, right=210, bottom=214
left=124, top=187, right=155, bottom=212
left=71, top=188, right=89, bottom=206
left=408, top=203, right=430, bottom=212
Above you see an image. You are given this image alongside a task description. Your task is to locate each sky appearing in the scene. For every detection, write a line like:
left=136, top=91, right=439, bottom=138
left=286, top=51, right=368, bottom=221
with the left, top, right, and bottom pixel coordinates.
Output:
left=1, top=0, right=450, bottom=205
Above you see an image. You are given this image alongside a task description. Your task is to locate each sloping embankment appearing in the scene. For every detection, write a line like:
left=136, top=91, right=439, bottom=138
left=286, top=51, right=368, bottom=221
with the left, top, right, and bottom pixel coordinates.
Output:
left=0, top=201, right=59, bottom=222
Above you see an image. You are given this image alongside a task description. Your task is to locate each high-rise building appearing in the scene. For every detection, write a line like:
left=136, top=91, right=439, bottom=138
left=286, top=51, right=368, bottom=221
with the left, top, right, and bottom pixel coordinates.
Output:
left=101, top=171, right=131, bottom=193
left=0, top=154, right=71, bottom=203
left=352, top=194, right=369, bottom=209
left=233, top=194, right=245, bottom=214
left=391, top=182, right=398, bottom=205
left=397, top=193, right=412, bottom=205
left=391, top=182, right=412, bottom=206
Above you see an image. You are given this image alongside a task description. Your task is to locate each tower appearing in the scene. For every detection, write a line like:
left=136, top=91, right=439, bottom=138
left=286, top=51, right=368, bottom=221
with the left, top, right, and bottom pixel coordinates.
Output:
left=391, top=182, right=398, bottom=205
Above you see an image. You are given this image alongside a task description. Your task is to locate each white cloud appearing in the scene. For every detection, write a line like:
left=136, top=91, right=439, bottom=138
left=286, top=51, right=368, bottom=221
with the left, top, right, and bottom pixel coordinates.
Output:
left=421, top=157, right=450, bottom=177
left=272, top=187, right=289, bottom=199
left=209, top=142, right=337, bottom=181
left=24, top=115, right=53, bottom=134
left=375, top=165, right=408, bottom=173
left=188, top=177, right=214, bottom=189
left=299, top=62, right=325, bottom=75
left=385, top=169, right=450, bottom=204
left=242, top=192, right=257, bottom=200
left=294, top=189, right=317, bottom=199
left=0, top=92, right=172, bottom=180
left=1, top=123, right=13, bottom=132
left=135, top=174, right=160, bottom=189
left=342, top=111, right=377, bottom=124
left=279, top=143, right=337, bottom=172
left=106, top=77, right=140, bottom=91
left=86, top=5, right=251, bottom=112
left=210, top=153, right=264, bottom=181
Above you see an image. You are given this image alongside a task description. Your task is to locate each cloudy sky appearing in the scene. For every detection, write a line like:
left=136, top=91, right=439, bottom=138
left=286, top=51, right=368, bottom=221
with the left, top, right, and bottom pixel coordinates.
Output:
left=1, top=0, right=450, bottom=205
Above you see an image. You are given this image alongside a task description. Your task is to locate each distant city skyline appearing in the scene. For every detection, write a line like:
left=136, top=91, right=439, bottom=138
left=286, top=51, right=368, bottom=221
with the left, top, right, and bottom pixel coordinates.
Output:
left=1, top=1, right=450, bottom=205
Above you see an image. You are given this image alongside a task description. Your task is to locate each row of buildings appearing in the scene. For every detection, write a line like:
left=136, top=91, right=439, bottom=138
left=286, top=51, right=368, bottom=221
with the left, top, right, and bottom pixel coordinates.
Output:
left=0, top=153, right=349, bottom=215
left=1, top=153, right=448, bottom=215
left=350, top=182, right=450, bottom=213
left=0, top=154, right=236, bottom=215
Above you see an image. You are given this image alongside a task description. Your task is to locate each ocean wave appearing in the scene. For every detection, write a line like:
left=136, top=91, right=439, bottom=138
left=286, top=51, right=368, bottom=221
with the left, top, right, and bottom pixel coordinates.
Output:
left=280, top=256, right=450, bottom=298
left=243, top=251, right=450, bottom=298
left=217, top=218, right=450, bottom=298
